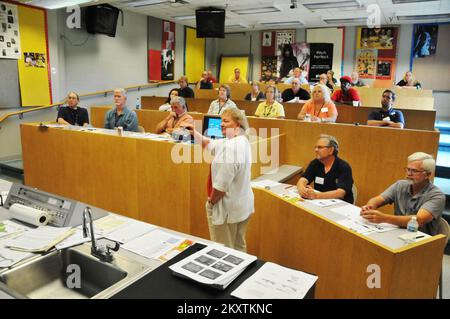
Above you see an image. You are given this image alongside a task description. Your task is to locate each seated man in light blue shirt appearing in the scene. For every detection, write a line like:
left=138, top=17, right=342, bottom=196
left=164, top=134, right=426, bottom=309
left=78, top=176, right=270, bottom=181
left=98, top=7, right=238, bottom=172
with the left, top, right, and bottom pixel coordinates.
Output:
left=104, top=88, right=139, bottom=132
left=284, top=67, right=308, bottom=85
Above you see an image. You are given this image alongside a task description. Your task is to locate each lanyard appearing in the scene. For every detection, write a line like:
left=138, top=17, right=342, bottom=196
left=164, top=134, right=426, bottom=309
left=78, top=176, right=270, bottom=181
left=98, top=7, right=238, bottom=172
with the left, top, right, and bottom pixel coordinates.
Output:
left=314, top=102, right=325, bottom=117
left=218, top=100, right=228, bottom=114
left=263, top=102, right=274, bottom=117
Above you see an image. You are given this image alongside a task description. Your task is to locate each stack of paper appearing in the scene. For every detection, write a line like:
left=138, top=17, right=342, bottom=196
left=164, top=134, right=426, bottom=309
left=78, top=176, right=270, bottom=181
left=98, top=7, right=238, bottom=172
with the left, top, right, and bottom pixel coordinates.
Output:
left=169, top=245, right=257, bottom=290
left=331, top=204, right=398, bottom=234
left=122, top=229, right=192, bottom=261
left=55, top=228, right=101, bottom=250
left=0, top=220, right=30, bottom=240
left=2, top=226, right=74, bottom=252
left=307, top=198, right=343, bottom=207
left=0, top=245, right=33, bottom=268
left=231, top=262, right=318, bottom=299
left=251, top=179, right=281, bottom=189
left=103, top=220, right=156, bottom=244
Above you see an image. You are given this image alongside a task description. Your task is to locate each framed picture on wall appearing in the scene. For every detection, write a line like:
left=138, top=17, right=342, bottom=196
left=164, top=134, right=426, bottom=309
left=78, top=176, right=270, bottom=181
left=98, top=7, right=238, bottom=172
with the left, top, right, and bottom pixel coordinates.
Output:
left=376, top=58, right=393, bottom=80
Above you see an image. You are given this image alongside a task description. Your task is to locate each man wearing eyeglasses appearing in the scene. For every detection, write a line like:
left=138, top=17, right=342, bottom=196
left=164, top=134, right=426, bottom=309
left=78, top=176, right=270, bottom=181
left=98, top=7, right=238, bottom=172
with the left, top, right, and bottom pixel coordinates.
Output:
left=361, top=152, right=445, bottom=235
left=297, top=134, right=354, bottom=203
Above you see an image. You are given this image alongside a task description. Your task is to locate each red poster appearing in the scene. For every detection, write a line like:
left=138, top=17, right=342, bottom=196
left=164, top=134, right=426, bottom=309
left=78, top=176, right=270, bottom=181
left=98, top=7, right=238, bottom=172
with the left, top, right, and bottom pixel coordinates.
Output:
left=148, top=49, right=161, bottom=81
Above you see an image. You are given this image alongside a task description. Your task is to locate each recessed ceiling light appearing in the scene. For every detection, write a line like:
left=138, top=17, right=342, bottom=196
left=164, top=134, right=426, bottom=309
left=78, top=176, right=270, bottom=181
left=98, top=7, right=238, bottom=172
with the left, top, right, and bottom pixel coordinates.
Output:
left=392, top=0, right=439, bottom=4
left=231, top=6, right=281, bottom=15
left=323, top=17, right=368, bottom=24
left=303, top=0, right=362, bottom=10
left=397, top=13, right=450, bottom=20
left=172, top=15, right=196, bottom=20
left=24, top=0, right=94, bottom=9
left=260, top=20, right=304, bottom=26
left=124, top=0, right=168, bottom=7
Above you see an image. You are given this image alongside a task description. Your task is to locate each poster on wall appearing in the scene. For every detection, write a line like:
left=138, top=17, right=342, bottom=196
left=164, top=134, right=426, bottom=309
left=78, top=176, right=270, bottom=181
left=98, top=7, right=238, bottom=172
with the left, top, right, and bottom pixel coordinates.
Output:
left=308, top=43, right=333, bottom=82
left=356, top=49, right=377, bottom=79
left=262, top=31, right=272, bottom=47
left=291, top=42, right=310, bottom=72
left=261, top=56, right=277, bottom=74
left=376, top=58, right=393, bottom=80
left=161, top=49, right=174, bottom=80
left=159, top=20, right=175, bottom=81
left=358, top=27, right=395, bottom=50
left=24, top=52, right=46, bottom=68
left=276, top=30, right=295, bottom=79
left=412, top=24, right=438, bottom=58
left=0, top=1, right=21, bottom=59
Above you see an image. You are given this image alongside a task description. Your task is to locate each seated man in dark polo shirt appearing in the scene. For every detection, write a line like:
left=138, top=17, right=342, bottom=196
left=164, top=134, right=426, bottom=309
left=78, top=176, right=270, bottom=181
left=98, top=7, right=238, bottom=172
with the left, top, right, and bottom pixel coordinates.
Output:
left=297, top=134, right=354, bottom=203
left=57, top=91, right=89, bottom=126
left=361, top=152, right=445, bottom=235
left=367, top=89, right=404, bottom=128
left=104, top=88, right=138, bottom=132
left=281, top=78, right=310, bottom=102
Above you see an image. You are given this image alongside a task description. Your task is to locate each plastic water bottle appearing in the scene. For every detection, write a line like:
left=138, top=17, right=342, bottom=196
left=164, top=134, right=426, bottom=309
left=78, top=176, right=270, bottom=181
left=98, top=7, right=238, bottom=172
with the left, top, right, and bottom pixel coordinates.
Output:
left=406, top=216, right=419, bottom=243
left=135, top=97, right=141, bottom=110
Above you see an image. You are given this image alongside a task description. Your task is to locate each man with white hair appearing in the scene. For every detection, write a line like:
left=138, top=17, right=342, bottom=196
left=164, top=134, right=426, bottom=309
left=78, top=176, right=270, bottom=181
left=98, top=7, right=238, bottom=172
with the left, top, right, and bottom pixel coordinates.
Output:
left=361, top=152, right=445, bottom=235
left=104, top=88, right=139, bottom=132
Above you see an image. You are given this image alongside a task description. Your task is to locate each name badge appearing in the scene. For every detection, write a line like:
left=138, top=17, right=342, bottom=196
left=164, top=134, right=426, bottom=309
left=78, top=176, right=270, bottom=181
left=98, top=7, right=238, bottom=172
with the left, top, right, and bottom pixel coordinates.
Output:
left=382, top=116, right=391, bottom=122
left=321, top=107, right=328, bottom=113
left=315, top=177, right=325, bottom=185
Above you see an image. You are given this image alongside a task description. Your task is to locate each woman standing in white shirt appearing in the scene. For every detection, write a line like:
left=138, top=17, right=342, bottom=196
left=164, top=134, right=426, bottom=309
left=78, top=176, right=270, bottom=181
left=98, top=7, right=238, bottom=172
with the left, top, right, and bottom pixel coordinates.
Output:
left=185, top=108, right=254, bottom=252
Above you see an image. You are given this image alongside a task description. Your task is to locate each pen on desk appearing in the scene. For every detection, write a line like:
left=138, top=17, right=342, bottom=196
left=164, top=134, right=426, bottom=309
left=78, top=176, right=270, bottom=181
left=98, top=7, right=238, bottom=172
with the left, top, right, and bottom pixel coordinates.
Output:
left=415, top=235, right=425, bottom=239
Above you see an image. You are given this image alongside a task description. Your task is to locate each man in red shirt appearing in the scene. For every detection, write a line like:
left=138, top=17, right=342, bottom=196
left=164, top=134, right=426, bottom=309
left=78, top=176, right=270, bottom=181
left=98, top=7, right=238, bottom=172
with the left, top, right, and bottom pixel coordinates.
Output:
left=207, top=70, right=217, bottom=83
left=331, top=75, right=361, bottom=105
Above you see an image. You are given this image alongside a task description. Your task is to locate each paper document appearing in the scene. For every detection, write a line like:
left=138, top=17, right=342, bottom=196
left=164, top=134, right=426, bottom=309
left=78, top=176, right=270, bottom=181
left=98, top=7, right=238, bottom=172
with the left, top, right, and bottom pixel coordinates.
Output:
left=231, top=262, right=318, bottom=299
left=251, top=179, right=281, bottom=189
left=331, top=204, right=398, bottom=233
left=0, top=220, right=31, bottom=240
left=55, top=228, right=101, bottom=250
left=41, top=123, right=66, bottom=128
left=330, top=204, right=361, bottom=219
left=398, top=231, right=431, bottom=243
left=0, top=245, right=33, bottom=268
left=2, top=226, right=74, bottom=252
left=169, top=244, right=257, bottom=290
left=307, top=198, right=343, bottom=207
left=93, top=215, right=128, bottom=235
left=122, top=229, right=188, bottom=260
left=103, top=220, right=156, bottom=244
left=337, top=219, right=376, bottom=235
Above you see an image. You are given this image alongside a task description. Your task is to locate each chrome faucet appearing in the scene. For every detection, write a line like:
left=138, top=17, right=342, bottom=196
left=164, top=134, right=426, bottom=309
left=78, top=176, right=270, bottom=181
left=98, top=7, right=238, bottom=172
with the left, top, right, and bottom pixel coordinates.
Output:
left=82, top=207, right=119, bottom=263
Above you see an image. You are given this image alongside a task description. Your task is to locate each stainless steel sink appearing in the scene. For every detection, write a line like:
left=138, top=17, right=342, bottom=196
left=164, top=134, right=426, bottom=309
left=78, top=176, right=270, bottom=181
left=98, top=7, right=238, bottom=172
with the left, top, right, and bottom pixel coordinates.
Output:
left=0, top=243, right=154, bottom=299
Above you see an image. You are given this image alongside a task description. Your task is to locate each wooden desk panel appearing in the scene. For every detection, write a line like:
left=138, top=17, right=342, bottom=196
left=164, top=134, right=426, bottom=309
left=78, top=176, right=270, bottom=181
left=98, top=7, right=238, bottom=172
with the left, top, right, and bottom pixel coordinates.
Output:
left=140, top=97, right=435, bottom=131
left=90, top=107, right=439, bottom=207
left=20, top=124, right=140, bottom=220
left=20, top=123, right=444, bottom=298
left=248, top=188, right=445, bottom=298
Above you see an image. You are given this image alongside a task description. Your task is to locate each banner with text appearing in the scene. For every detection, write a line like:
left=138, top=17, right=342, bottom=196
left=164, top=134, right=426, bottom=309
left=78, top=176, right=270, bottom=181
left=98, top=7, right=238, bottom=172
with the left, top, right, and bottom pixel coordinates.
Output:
left=308, top=43, right=333, bottom=82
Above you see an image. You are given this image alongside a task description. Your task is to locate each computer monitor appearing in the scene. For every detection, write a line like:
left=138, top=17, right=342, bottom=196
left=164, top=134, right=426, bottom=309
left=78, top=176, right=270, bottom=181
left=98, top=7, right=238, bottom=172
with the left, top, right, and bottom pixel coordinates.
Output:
left=203, top=115, right=223, bottom=139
